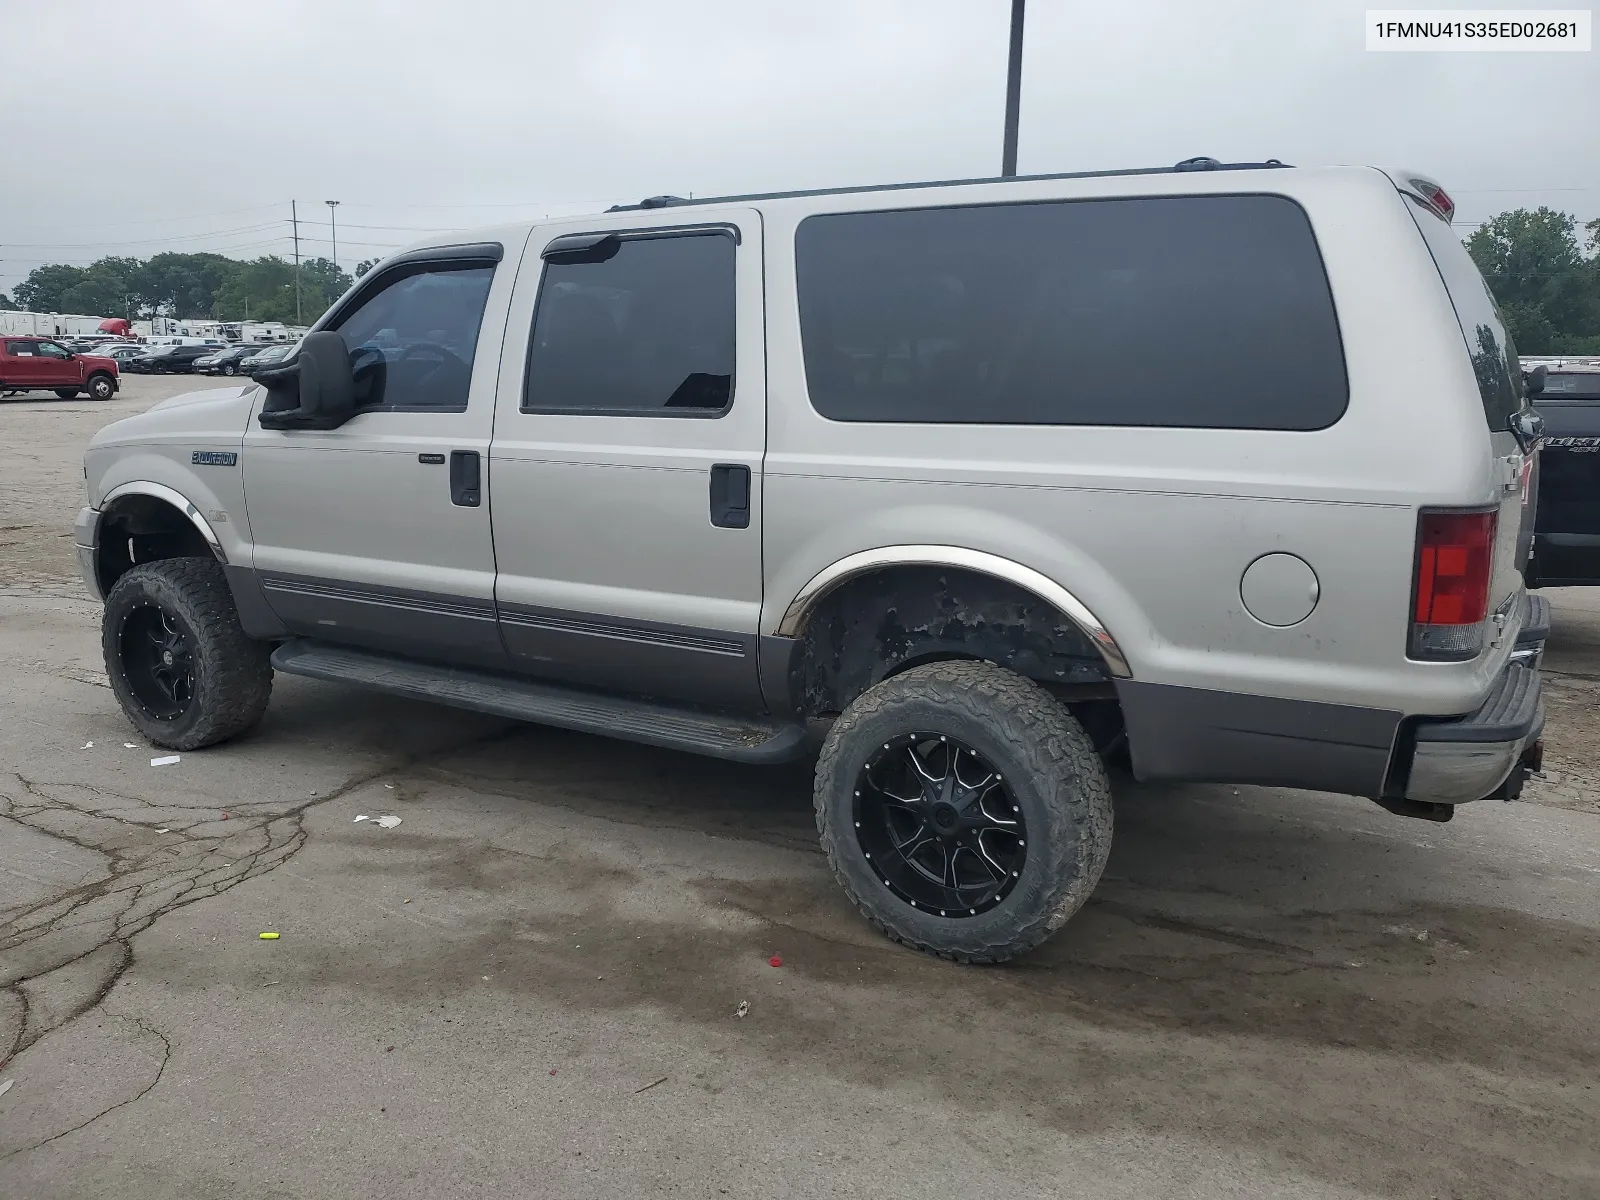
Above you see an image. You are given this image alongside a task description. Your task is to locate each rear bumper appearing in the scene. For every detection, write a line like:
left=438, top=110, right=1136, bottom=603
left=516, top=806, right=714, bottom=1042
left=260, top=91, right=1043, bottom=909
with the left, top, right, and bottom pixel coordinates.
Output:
left=1403, top=660, right=1544, bottom=803
left=1118, top=600, right=1548, bottom=806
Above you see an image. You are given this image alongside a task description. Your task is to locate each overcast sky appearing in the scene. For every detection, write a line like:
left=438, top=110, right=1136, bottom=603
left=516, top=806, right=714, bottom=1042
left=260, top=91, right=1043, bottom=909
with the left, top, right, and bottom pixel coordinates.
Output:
left=2, top=0, right=1596, bottom=298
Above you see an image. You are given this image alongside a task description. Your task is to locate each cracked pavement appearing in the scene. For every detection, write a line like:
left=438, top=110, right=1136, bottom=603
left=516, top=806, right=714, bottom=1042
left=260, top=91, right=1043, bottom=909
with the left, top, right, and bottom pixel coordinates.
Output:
left=2, top=377, right=1599, bottom=1199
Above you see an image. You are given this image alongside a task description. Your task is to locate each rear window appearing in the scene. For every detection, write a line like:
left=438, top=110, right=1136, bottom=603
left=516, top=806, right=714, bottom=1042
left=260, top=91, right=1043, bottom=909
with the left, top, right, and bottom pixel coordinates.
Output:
left=1404, top=195, right=1522, bottom=430
left=1539, top=372, right=1600, bottom=402
left=794, top=194, right=1348, bottom=429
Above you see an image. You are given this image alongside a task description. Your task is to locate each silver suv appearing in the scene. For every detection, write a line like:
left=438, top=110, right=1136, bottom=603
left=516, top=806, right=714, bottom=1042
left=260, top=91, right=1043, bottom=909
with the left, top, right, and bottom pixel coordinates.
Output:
left=76, top=159, right=1548, bottom=961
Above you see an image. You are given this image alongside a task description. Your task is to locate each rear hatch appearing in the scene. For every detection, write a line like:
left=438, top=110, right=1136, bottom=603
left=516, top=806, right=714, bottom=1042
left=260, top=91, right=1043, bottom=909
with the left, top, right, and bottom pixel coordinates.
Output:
left=1400, top=179, right=1532, bottom=645
left=1531, top=370, right=1600, bottom=584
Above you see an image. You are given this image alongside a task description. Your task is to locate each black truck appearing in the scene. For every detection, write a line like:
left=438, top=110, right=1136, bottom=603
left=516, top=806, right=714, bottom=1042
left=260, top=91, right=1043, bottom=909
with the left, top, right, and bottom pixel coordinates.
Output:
left=1527, top=364, right=1600, bottom=588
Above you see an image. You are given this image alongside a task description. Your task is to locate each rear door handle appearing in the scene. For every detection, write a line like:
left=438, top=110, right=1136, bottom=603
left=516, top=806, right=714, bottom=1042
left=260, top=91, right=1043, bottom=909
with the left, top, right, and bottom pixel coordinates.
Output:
left=449, top=450, right=481, bottom=507
left=709, top=463, right=750, bottom=529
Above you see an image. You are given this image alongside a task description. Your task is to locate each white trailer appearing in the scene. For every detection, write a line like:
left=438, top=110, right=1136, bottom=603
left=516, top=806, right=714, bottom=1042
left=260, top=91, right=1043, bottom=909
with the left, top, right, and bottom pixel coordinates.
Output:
left=0, top=312, right=48, bottom=336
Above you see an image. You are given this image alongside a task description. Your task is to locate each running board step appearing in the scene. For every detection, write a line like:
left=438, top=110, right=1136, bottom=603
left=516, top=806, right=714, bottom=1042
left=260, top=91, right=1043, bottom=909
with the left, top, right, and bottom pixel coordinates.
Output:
left=270, top=639, right=809, bottom=765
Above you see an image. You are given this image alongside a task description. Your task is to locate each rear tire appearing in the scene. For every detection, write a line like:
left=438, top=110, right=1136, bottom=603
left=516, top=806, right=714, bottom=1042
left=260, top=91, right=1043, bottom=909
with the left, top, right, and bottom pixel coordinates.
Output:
left=87, top=373, right=115, bottom=400
left=55, top=388, right=80, bottom=399
left=814, top=660, right=1114, bottom=963
left=102, top=557, right=273, bottom=750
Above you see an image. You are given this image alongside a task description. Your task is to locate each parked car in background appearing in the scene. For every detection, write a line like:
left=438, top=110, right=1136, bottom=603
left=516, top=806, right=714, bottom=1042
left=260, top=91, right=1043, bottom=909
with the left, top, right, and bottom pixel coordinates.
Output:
left=0, top=336, right=119, bottom=400
left=126, top=342, right=224, bottom=374
left=195, top=344, right=266, bottom=376
left=241, top=343, right=295, bottom=374
left=1527, top=365, right=1600, bottom=587
left=95, top=344, right=150, bottom=368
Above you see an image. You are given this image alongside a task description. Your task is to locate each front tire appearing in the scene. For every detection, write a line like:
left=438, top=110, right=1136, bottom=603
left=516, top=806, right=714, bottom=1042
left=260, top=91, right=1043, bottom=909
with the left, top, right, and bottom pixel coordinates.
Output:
left=222, top=363, right=237, bottom=376
left=102, top=557, right=273, bottom=750
left=87, top=373, right=115, bottom=400
left=814, top=660, right=1113, bottom=963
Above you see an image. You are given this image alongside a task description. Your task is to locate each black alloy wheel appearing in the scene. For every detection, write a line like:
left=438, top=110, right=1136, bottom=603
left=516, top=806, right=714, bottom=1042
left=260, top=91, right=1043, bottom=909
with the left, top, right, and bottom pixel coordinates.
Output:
left=814, top=660, right=1114, bottom=963
left=117, top=602, right=197, bottom=721
left=854, top=733, right=1026, bottom=917
left=102, top=557, right=273, bottom=749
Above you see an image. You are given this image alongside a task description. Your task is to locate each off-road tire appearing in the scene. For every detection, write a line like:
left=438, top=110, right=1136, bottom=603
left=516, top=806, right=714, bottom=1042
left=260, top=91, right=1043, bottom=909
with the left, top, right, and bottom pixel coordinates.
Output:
left=814, top=660, right=1114, bottom=963
left=55, top=388, right=80, bottom=399
left=87, top=373, right=115, bottom=400
left=103, top=557, right=273, bottom=750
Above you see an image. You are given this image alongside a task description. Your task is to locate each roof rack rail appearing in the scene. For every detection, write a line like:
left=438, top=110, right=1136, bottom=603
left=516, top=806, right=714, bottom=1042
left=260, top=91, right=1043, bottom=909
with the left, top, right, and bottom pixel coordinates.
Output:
left=607, top=158, right=1292, bottom=213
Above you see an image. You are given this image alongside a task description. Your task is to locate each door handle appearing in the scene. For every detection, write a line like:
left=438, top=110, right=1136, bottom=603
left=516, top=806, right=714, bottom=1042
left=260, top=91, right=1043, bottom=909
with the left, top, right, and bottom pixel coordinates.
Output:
left=709, top=463, right=750, bottom=529
left=449, top=451, right=481, bottom=507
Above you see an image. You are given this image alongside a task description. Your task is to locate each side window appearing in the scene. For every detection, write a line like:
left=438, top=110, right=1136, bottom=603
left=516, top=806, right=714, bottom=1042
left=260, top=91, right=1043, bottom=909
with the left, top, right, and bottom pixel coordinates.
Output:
left=7, top=341, right=35, bottom=356
left=326, top=262, right=496, bottom=412
left=794, top=195, right=1348, bottom=430
left=523, top=231, right=735, bottom=415
left=36, top=341, right=70, bottom=359
left=1405, top=195, right=1523, bottom=430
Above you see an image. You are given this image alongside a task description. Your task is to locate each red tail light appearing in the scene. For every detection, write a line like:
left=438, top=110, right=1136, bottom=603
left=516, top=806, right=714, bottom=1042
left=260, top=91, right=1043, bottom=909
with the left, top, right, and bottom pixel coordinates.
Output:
left=1410, top=509, right=1496, bottom=660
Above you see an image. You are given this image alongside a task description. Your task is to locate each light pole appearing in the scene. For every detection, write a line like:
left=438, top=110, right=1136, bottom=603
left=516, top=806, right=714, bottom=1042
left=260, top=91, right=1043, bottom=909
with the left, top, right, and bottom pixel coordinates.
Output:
left=1001, top=0, right=1025, bottom=177
left=325, top=200, right=341, bottom=274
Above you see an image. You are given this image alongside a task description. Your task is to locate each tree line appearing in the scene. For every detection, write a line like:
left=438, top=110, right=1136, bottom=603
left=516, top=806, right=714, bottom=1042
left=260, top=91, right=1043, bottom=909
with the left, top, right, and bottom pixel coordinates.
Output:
left=1466, top=209, right=1600, bottom=355
left=0, top=253, right=381, bottom=325
left=0, top=208, right=1596, bottom=352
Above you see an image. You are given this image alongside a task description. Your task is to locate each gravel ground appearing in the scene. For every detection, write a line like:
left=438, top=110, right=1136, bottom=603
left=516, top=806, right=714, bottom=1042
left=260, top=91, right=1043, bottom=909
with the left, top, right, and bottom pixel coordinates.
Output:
left=1, top=375, right=1597, bottom=1199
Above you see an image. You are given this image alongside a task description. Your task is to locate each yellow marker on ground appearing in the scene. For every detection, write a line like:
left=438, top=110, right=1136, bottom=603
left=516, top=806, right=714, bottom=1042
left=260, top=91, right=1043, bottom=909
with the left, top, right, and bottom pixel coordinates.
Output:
left=258, top=932, right=280, bottom=940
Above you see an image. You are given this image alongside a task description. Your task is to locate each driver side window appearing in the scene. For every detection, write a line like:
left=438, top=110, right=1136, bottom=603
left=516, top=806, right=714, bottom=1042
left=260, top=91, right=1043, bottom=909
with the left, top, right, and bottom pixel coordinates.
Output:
left=327, top=262, right=496, bottom=412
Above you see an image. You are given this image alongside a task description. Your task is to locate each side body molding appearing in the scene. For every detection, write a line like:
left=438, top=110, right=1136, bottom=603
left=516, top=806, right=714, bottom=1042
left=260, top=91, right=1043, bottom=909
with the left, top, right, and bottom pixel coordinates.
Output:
left=99, top=480, right=227, bottom=562
left=775, top=545, right=1131, bottom=678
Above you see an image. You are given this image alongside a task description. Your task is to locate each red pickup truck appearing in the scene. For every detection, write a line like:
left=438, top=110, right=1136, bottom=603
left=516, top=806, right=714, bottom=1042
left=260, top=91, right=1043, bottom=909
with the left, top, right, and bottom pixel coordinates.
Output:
left=0, top=336, right=120, bottom=400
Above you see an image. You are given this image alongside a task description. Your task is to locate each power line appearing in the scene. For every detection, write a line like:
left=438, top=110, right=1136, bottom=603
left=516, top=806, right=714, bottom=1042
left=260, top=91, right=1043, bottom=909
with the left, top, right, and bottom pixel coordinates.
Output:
left=37, top=202, right=291, bottom=230
left=340, top=197, right=620, bottom=210
left=3, top=221, right=286, bottom=249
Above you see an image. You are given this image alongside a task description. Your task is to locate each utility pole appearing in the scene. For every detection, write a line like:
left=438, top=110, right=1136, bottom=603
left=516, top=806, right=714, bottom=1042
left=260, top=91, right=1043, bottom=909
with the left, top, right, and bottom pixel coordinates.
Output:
left=1001, top=0, right=1025, bottom=177
left=291, top=200, right=302, bottom=324
left=325, top=200, right=341, bottom=274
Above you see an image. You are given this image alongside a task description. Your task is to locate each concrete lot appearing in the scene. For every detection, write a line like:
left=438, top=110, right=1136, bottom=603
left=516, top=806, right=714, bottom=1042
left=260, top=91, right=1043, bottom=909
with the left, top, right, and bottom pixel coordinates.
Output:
left=2, top=375, right=1599, bottom=1199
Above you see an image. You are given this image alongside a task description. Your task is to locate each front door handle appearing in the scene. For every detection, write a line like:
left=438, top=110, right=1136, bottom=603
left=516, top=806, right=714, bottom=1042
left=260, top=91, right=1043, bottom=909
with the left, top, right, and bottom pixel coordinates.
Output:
left=449, top=450, right=481, bottom=507
left=709, top=464, right=750, bottom=529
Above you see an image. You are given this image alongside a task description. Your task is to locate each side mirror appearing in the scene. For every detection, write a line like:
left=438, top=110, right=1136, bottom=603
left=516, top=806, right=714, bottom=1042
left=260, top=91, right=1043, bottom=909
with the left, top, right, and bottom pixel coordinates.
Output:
left=1509, top=407, right=1545, bottom=453
left=1525, top=364, right=1547, bottom=397
left=257, top=331, right=355, bottom=430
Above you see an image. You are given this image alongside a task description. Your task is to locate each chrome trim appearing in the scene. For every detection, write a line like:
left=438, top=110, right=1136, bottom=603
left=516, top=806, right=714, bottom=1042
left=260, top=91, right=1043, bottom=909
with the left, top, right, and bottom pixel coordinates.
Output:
left=1509, top=646, right=1543, bottom=669
left=1406, top=739, right=1522, bottom=804
left=73, top=506, right=102, bottom=602
left=75, top=542, right=103, bottom=603
left=99, top=481, right=225, bottom=561
left=775, top=545, right=1131, bottom=678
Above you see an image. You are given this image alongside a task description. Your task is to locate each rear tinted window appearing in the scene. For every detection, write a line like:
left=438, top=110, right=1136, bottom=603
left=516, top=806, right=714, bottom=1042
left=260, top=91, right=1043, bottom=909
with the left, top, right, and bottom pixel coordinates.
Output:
left=1405, top=196, right=1522, bottom=429
left=794, top=194, right=1347, bottom=429
left=1539, top=372, right=1600, bottom=402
